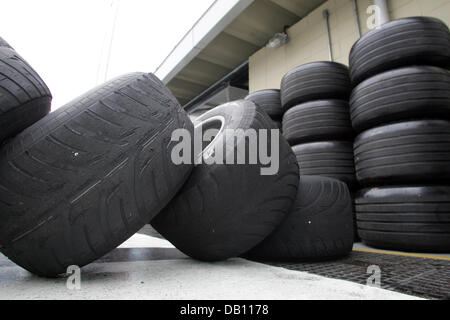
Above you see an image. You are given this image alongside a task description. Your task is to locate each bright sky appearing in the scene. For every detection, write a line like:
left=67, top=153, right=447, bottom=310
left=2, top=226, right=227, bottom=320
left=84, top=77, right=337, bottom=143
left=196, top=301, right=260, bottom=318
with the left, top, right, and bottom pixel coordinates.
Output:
left=0, top=0, right=214, bottom=109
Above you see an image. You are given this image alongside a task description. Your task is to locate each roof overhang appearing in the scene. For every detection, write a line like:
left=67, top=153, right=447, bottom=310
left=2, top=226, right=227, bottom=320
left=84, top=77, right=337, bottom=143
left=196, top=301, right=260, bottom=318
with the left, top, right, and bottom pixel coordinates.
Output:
left=155, top=0, right=327, bottom=107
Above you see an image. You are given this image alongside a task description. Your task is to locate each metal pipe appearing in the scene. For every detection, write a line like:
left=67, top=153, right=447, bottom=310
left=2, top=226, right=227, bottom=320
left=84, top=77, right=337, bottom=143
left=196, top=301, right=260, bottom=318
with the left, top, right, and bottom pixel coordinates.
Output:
left=374, top=0, right=390, bottom=25
left=353, top=0, right=362, bottom=38
left=322, top=9, right=333, bottom=62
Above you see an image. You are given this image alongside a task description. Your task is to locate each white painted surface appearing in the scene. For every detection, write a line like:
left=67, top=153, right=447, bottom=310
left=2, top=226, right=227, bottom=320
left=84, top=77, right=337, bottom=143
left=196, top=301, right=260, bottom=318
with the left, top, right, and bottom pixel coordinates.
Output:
left=0, top=234, right=421, bottom=300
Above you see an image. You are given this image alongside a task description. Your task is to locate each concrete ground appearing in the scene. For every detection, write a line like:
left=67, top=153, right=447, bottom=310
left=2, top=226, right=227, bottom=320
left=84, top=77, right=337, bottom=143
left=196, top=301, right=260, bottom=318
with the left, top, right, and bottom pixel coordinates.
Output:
left=0, top=232, right=421, bottom=300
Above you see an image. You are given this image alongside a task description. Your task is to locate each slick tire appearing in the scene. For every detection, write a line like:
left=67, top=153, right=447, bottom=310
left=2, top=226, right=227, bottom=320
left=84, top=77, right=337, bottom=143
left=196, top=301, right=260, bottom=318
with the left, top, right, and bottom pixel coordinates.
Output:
left=354, top=120, right=450, bottom=186
left=244, top=176, right=354, bottom=261
left=292, top=141, right=357, bottom=188
left=349, top=17, right=450, bottom=85
left=356, top=186, right=450, bottom=252
left=281, top=62, right=351, bottom=112
left=350, top=66, right=450, bottom=133
left=283, top=100, right=354, bottom=145
left=245, top=89, right=283, bottom=120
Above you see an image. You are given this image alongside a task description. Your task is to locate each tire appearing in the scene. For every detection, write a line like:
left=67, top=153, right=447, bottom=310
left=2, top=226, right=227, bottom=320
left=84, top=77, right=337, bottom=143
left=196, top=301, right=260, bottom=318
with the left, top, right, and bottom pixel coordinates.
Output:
left=244, top=176, right=354, bottom=261
left=245, top=89, right=282, bottom=119
left=356, top=186, right=450, bottom=252
left=283, top=100, right=354, bottom=145
left=0, top=72, right=194, bottom=277
left=0, top=37, right=52, bottom=143
left=354, top=120, right=450, bottom=186
left=151, top=100, right=299, bottom=261
left=350, top=66, right=450, bottom=133
left=280, top=62, right=351, bottom=111
left=292, top=141, right=357, bottom=188
left=0, top=37, right=13, bottom=49
left=349, top=16, right=450, bottom=85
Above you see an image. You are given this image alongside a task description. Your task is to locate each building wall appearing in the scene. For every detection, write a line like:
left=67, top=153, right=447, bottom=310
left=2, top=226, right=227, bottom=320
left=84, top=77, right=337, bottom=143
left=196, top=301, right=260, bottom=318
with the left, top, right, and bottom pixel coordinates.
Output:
left=249, top=0, right=450, bottom=92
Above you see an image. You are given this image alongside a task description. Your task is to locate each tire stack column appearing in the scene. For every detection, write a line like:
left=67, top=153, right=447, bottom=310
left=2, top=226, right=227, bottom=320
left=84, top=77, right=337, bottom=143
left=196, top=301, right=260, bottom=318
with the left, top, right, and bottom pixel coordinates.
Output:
left=279, top=61, right=359, bottom=239
left=348, top=17, right=450, bottom=252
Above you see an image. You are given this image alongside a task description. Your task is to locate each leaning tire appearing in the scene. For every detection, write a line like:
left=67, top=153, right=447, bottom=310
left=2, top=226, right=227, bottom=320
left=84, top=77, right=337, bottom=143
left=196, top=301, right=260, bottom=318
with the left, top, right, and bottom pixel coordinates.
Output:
left=151, top=100, right=299, bottom=261
left=244, top=176, right=354, bottom=261
left=0, top=73, right=194, bottom=277
left=349, top=17, right=450, bottom=85
left=356, top=186, right=450, bottom=252
left=292, top=141, right=356, bottom=187
left=354, top=120, right=450, bottom=186
left=280, top=62, right=351, bottom=111
left=245, top=89, right=282, bottom=119
left=350, top=66, right=450, bottom=133
left=0, top=37, right=52, bottom=143
left=283, top=100, right=354, bottom=145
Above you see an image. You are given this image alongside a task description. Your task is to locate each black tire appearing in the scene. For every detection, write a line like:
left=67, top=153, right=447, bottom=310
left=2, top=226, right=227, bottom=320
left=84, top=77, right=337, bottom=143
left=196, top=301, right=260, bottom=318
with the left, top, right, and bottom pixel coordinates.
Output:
left=274, top=120, right=282, bottom=130
left=283, top=100, right=354, bottom=145
left=356, top=186, right=450, bottom=252
left=0, top=37, right=52, bottom=143
left=292, top=141, right=357, bottom=187
left=350, top=66, right=450, bottom=133
left=280, top=62, right=351, bottom=111
left=349, top=16, right=450, bottom=85
left=244, top=176, right=354, bottom=261
left=245, top=89, right=282, bottom=119
left=0, top=37, right=13, bottom=49
left=151, top=100, right=299, bottom=261
left=354, top=120, right=450, bottom=186
left=0, top=73, right=194, bottom=277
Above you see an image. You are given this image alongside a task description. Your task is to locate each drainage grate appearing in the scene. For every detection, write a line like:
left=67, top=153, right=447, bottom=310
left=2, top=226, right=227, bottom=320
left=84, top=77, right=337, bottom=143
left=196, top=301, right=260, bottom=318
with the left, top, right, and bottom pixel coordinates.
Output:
left=267, top=251, right=450, bottom=300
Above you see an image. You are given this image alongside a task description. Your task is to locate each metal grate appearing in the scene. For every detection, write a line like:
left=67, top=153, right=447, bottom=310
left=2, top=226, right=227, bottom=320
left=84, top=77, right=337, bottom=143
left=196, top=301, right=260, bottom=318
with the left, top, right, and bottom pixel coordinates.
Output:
left=268, top=251, right=450, bottom=300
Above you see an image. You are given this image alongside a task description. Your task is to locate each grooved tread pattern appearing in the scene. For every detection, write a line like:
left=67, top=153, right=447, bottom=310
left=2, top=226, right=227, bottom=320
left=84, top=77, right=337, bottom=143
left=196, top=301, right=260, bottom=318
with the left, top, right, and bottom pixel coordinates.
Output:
left=245, top=176, right=354, bottom=261
left=0, top=37, right=51, bottom=142
left=151, top=101, right=299, bottom=261
left=245, top=89, right=282, bottom=119
left=283, top=100, right=354, bottom=145
left=354, top=120, right=450, bottom=186
left=280, top=62, right=351, bottom=111
left=350, top=66, right=450, bottom=133
left=292, top=141, right=356, bottom=188
left=349, top=17, right=450, bottom=85
left=0, top=72, right=194, bottom=276
left=355, top=186, right=450, bottom=252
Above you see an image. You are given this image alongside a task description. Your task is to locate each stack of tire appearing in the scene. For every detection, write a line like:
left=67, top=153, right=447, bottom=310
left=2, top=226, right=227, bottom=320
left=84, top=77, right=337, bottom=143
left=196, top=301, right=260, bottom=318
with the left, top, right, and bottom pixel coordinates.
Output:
left=0, top=37, right=303, bottom=276
left=349, top=17, right=450, bottom=252
left=241, top=62, right=356, bottom=262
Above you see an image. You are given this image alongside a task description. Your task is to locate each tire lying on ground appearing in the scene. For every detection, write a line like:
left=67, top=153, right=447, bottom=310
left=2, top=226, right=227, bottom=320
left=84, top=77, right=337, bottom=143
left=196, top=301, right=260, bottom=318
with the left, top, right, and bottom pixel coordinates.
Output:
left=349, top=16, right=450, bottom=85
left=292, top=141, right=356, bottom=188
left=245, top=89, right=283, bottom=120
left=354, top=120, right=450, bottom=186
left=0, top=72, right=194, bottom=277
left=356, top=186, right=450, bottom=252
left=283, top=100, right=354, bottom=145
left=280, top=62, right=351, bottom=112
left=151, top=100, right=299, bottom=261
left=350, top=66, right=450, bottom=133
left=0, top=36, right=52, bottom=143
left=244, top=176, right=354, bottom=261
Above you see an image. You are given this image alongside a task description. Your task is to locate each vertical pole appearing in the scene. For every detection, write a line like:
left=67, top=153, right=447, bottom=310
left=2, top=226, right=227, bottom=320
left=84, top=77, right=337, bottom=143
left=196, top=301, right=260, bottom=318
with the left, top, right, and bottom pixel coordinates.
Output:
left=374, top=0, right=390, bottom=25
left=353, top=0, right=362, bottom=38
left=322, top=9, right=333, bottom=62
